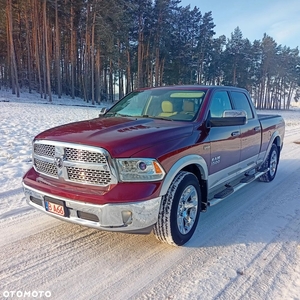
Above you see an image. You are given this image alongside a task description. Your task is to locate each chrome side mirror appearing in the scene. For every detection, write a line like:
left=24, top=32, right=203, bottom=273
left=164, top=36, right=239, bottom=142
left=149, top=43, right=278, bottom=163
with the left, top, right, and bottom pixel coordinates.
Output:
left=99, top=107, right=107, bottom=117
left=209, top=110, right=247, bottom=127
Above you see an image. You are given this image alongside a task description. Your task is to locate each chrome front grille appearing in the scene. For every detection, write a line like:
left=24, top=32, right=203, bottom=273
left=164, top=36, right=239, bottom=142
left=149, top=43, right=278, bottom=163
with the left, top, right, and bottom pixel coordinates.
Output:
left=66, top=167, right=111, bottom=185
left=33, top=141, right=116, bottom=186
left=34, top=144, right=55, bottom=158
left=34, top=158, right=58, bottom=177
left=65, top=148, right=107, bottom=164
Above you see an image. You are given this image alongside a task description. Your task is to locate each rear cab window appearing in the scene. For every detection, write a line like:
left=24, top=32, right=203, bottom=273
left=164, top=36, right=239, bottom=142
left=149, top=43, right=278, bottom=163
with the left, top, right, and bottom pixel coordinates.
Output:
left=230, top=91, right=254, bottom=119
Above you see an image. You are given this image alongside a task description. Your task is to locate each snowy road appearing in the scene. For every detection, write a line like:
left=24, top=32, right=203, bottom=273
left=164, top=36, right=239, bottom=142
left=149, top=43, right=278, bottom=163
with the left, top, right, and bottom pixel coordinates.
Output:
left=1, top=97, right=300, bottom=299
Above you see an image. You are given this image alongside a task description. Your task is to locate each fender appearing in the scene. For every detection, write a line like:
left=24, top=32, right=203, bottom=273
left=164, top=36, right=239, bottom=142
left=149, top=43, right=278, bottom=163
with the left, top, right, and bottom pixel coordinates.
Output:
left=261, top=130, right=282, bottom=165
left=159, top=154, right=208, bottom=196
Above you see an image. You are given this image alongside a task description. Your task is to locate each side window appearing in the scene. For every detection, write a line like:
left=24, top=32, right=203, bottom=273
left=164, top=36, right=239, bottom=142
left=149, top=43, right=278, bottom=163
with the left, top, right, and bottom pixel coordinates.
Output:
left=210, top=91, right=232, bottom=118
left=230, top=92, right=254, bottom=119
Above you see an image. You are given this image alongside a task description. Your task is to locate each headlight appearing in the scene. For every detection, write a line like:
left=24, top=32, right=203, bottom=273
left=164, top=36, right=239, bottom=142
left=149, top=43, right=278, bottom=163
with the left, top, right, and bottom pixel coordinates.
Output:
left=116, top=158, right=165, bottom=182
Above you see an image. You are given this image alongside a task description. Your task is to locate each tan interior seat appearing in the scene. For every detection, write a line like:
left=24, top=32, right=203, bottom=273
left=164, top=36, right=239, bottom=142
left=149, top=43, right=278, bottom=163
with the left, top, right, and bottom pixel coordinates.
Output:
left=182, top=100, right=195, bottom=114
left=159, top=101, right=177, bottom=117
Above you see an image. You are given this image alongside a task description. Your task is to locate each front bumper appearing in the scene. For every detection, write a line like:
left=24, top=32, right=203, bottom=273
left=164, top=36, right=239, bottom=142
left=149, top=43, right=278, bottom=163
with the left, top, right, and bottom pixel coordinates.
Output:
left=23, top=183, right=161, bottom=234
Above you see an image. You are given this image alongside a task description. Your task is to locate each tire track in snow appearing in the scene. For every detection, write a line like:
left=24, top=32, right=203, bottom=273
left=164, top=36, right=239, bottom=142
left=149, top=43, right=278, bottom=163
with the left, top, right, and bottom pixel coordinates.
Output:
left=0, top=187, right=32, bottom=220
left=0, top=187, right=23, bottom=199
left=215, top=211, right=300, bottom=300
left=0, top=206, right=33, bottom=219
left=0, top=216, right=171, bottom=298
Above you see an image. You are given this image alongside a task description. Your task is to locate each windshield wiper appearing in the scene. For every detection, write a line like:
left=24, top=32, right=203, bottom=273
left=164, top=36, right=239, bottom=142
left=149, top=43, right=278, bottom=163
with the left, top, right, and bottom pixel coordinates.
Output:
left=150, top=116, right=173, bottom=121
left=105, top=112, right=132, bottom=117
left=142, top=115, right=173, bottom=121
left=105, top=113, right=172, bottom=121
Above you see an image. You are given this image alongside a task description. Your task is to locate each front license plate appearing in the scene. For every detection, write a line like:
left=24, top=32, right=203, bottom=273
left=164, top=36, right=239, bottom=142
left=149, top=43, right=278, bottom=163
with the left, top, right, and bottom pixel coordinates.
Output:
left=45, top=200, right=65, bottom=217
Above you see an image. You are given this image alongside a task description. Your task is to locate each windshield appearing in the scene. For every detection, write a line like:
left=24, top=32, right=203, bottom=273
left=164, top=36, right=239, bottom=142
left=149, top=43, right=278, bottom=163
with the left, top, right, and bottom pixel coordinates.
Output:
left=105, top=89, right=206, bottom=121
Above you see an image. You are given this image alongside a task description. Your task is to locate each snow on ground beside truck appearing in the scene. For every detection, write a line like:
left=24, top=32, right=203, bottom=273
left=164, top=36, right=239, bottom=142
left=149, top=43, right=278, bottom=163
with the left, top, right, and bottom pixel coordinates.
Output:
left=1, top=91, right=300, bottom=299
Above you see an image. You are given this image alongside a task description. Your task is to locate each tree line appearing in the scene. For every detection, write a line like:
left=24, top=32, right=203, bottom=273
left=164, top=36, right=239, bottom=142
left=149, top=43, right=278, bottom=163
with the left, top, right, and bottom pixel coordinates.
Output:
left=1, top=0, right=300, bottom=109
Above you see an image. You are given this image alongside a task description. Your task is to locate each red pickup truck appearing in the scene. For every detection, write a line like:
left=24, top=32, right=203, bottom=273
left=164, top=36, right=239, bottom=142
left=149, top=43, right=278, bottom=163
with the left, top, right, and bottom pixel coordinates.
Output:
left=23, top=86, right=285, bottom=246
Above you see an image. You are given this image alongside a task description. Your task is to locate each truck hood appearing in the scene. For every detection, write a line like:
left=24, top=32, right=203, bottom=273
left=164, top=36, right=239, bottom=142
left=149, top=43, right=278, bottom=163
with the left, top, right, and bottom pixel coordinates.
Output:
left=35, top=117, right=194, bottom=157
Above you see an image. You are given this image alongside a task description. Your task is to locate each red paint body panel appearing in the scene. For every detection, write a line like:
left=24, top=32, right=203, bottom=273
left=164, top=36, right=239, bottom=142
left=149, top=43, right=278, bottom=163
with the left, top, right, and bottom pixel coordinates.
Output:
left=35, top=117, right=194, bottom=158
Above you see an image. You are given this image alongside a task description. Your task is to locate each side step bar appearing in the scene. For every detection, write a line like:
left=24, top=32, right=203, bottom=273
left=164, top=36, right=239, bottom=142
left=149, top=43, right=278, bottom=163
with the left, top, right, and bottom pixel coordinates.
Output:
left=208, top=170, right=267, bottom=207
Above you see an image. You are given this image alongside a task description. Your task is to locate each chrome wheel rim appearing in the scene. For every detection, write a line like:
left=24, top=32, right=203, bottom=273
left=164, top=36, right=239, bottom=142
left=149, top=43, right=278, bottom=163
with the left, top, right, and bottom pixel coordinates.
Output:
left=269, top=150, right=278, bottom=177
left=177, top=185, right=198, bottom=235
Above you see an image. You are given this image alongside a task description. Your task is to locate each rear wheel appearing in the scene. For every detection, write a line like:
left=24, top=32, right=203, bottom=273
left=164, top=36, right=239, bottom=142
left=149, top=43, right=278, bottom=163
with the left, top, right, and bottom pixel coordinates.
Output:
left=153, top=171, right=201, bottom=246
left=259, top=144, right=279, bottom=182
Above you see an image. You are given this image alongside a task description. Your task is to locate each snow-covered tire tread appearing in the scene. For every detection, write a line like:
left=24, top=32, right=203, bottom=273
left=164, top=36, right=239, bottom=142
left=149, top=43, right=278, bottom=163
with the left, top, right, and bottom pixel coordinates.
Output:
left=259, top=144, right=279, bottom=182
left=153, top=171, right=200, bottom=246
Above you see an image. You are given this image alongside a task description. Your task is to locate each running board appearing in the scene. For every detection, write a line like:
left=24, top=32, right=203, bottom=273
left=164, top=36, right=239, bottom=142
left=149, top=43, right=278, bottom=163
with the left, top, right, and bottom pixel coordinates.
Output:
left=208, top=170, right=267, bottom=207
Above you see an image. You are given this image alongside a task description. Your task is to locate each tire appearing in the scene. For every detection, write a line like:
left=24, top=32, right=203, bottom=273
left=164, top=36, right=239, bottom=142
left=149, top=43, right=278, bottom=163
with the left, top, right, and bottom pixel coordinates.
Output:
left=153, top=171, right=201, bottom=246
left=259, top=144, right=279, bottom=182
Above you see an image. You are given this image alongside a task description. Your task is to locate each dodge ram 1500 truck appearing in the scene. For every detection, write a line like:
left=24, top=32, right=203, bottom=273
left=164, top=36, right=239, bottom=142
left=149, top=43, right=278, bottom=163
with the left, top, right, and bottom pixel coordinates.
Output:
left=23, top=85, right=285, bottom=246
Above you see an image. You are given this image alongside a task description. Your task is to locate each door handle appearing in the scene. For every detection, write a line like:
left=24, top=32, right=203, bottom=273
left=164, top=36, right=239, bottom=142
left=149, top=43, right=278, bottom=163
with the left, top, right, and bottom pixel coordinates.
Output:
left=231, top=131, right=240, bottom=137
left=254, top=126, right=261, bottom=131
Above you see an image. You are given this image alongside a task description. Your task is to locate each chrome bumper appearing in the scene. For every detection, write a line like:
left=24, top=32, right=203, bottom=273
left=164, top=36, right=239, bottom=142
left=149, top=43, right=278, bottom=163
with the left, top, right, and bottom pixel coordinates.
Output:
left=23, top=183, right=161, bottom=234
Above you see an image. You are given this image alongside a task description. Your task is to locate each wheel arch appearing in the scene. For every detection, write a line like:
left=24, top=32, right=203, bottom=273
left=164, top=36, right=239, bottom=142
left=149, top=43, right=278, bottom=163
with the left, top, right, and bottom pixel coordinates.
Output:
left=160, top=155, right=208, bottom=211
left=272, top=135, right=282, bottom=157
left=262, top=131, right=282, bottom=165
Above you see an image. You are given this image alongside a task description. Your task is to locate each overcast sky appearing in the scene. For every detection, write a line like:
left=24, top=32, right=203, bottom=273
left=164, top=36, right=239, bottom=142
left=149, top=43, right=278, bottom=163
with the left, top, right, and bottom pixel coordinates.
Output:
left=180, top=0, right=300, bottom=49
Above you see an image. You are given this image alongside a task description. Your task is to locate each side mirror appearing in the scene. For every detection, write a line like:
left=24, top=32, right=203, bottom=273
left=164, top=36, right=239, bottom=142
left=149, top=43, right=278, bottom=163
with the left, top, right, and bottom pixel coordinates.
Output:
left=208, top=110, right=247, bottom=127
left=99, top=107, right=107, bottom=117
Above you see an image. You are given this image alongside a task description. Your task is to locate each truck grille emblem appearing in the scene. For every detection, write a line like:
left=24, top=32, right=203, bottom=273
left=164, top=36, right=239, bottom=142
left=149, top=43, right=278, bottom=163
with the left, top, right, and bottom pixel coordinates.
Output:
left=55, top=157, right=63, bottom=168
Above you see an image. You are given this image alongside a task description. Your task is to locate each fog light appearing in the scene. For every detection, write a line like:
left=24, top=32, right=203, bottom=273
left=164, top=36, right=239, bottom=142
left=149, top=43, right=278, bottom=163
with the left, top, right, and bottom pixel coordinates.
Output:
left=122, top=211, right=132, bottom=225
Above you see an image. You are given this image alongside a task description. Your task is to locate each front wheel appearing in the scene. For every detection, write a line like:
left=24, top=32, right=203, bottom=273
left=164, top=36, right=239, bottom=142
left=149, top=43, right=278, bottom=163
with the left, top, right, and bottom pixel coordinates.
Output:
left=153, top=171, right=201, bottom=246
left=259, top=144, right=279, bottom=182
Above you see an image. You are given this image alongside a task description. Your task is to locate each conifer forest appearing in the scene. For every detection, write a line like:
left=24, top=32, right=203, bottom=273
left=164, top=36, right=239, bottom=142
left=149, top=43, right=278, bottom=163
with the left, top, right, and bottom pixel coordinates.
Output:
left=1, top=0, right=300, bottom=109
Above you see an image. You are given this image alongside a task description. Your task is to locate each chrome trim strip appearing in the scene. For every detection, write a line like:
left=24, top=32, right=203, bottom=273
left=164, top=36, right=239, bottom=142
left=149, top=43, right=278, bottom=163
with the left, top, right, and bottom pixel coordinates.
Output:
left=256, top=150, right=266, bottom=165
left=208, top=155, right=260, bottom=190
left=208, top=162, right=240, bottom=190
left=23, top=183, right=161, bottom=232
left=63, top=161, right=108, bottom=170
left=34, top=154, right=55, bottom=164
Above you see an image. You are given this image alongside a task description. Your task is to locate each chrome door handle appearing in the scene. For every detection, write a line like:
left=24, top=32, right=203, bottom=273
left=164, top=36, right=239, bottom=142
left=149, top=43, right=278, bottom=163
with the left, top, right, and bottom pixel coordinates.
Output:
left=254, top=126, right=261, bottom=131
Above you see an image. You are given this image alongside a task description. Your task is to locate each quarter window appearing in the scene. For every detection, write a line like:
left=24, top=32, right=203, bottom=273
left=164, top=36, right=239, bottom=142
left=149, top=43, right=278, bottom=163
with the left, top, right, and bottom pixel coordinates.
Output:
left=230, top=92, right=254, bottom=119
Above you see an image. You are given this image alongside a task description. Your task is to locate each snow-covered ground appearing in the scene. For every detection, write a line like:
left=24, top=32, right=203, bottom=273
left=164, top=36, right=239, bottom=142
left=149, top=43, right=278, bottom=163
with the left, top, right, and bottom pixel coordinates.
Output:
left=1, top=90, right=300, bottom=299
